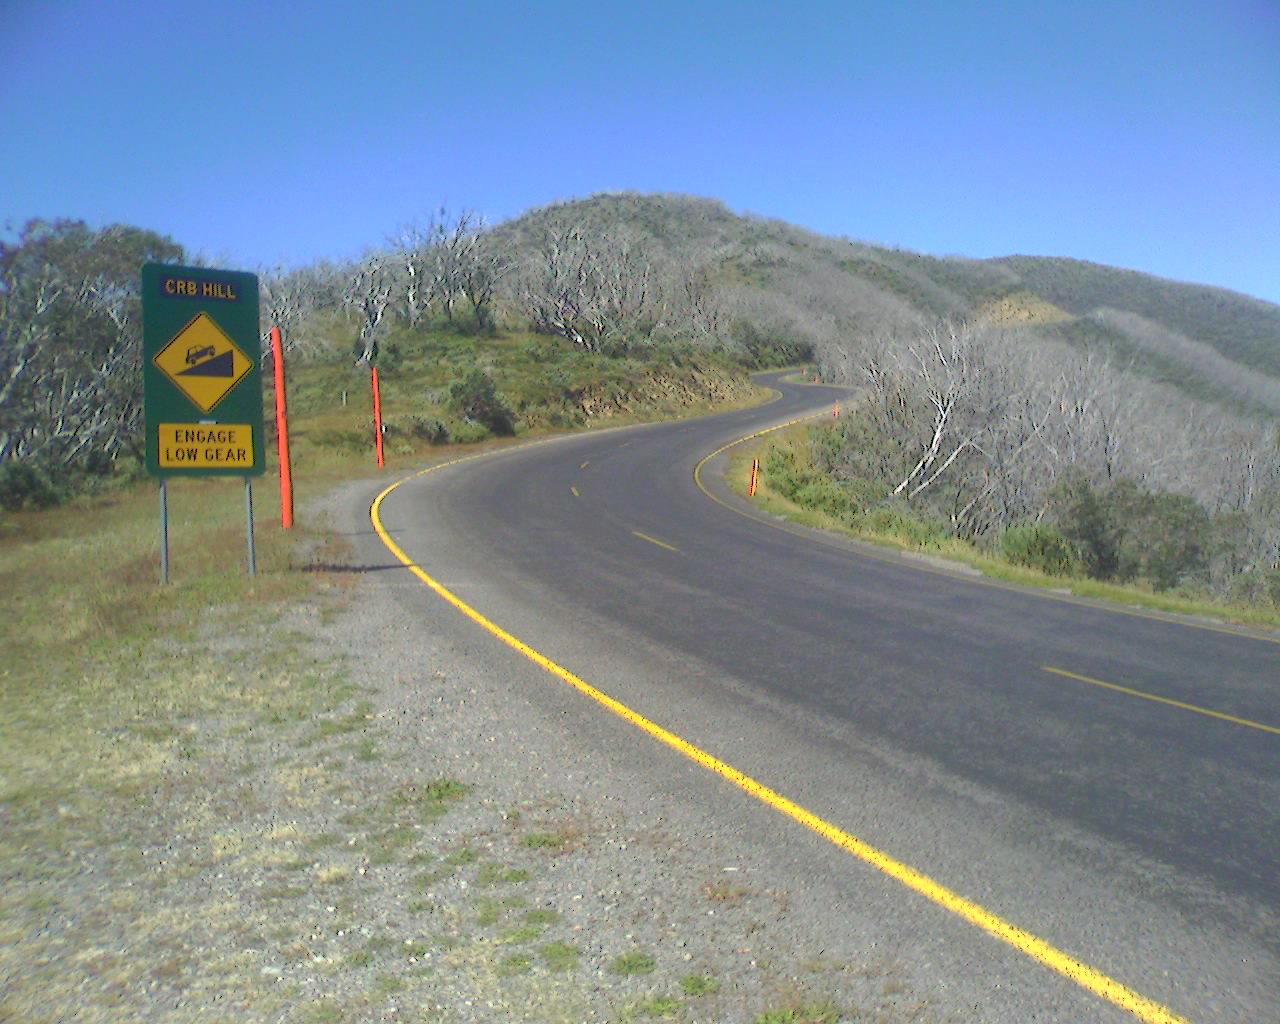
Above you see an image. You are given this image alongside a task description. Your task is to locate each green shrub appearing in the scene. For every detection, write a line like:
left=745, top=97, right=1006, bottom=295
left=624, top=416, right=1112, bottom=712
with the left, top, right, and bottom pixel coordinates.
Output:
left=763, top=445, right=805, bottom=500
left=1265, top=570, right=1280, bottom=608
left=375, top=341, right=404, bottom=373
left=0, top=461, right=70, bottom=511
left=1052, top=477, right=1210, bottom=591
left=794, top=477, right=854, bottom=519
left=855, top=502, right=948, bottom=547
left=449, top=420, right=492, bottom=444
left=449, top=368, right=515, bottom=436
left=1001, top=523, right=1075, bottom=576
left=408, top=416, right=450, bottom=444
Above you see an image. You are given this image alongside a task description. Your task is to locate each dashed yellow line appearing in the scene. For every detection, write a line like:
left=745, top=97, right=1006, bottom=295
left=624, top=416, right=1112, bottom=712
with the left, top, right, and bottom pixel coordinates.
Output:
left=370, top=449, right=1192, bottom=1024
left=570, top=486, right=580, bottom=497
left=1043, top=666, right=1280, bottom=735
left=632, top=530, right=679, bottom=553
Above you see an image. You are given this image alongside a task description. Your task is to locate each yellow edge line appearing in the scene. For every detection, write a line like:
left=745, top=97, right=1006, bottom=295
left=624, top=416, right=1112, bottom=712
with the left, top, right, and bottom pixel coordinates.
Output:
left=632, top=530, right=679, bottom=553
left=369, top=452, right=1190, bottom=1024
left=1043, top=666, right=1280, bottom=735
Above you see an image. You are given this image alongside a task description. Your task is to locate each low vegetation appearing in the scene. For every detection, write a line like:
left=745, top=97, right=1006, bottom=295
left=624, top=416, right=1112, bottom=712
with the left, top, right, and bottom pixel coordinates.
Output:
left=752, top=420, right=1280, bottom=626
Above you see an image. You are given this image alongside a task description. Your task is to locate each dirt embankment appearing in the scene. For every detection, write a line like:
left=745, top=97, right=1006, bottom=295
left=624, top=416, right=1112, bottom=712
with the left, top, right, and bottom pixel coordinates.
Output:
left=577, top=365, right=759, bottom=422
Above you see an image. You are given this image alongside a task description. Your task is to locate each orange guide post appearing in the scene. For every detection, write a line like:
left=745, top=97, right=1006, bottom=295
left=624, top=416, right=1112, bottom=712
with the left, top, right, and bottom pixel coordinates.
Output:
left=372, top=365, right=385, bottom=468
left=749, top=457, right=759, bottom=497
left=270, top=327, right=294, bottom=529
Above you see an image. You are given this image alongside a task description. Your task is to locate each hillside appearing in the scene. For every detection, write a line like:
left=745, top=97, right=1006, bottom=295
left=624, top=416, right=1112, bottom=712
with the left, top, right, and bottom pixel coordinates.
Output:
left=505, top=193, right=1280, bottom=414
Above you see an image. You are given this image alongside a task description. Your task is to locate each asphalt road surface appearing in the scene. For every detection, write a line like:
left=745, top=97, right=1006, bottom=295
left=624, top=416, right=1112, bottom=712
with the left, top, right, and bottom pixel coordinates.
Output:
left=370, top=373, right=1280, bottom=1023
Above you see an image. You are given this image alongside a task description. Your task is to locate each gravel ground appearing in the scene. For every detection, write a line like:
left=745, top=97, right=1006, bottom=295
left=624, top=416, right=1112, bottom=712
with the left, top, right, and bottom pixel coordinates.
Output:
left=3, top=468, right=949, bottom=1024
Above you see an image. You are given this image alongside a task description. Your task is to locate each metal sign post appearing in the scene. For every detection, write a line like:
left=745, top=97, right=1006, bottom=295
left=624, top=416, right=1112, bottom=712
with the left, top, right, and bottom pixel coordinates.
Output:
left=245, top=478, right=257, bottom=578
left=160, top=479, right=170, bottom=585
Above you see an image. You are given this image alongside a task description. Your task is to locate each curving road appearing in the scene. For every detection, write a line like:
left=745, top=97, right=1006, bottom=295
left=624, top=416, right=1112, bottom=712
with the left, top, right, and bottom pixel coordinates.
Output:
left=370, top=372, right=1280, bottom=1023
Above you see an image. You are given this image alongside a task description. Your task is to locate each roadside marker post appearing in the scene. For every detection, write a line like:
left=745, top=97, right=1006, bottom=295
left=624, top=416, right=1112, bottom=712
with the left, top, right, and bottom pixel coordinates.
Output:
left=270, top=326, right=294, bottom=529
left=372, top=366, right=385, bottom=468
left=142, top=264, right=265, bottom=583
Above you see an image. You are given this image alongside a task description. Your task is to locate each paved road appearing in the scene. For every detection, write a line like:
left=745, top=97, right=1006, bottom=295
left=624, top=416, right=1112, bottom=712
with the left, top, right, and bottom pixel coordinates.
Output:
left=372, top=373, right=1280, bottom=1023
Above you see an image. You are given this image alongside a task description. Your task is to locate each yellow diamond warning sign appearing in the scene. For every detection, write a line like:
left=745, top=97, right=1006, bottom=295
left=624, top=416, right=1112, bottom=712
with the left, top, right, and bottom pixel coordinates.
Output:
left=152, top=312, right=255, bottom=414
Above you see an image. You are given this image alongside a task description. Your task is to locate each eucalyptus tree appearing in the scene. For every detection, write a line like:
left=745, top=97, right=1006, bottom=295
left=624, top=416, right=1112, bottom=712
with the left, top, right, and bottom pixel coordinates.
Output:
left=0, top=219, right=182, bottom=489
left=345, top=254, right=394, bottom=364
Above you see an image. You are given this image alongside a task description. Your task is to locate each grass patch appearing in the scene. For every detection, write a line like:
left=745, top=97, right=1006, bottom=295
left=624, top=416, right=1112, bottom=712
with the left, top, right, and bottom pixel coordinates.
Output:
left=754, top=1002, right=841, bottom=1024
left=444, top=846, right=479, bottom=868
left=315, top=865, right=349, bottom=885
left=385, top=777, right=471, bottom=825
left=372, top=973, right=405, bottom=994
left=474, top=897, right=508, bottom=926
left=680, top=973, right=721, bottom=996
left=498, top=953, right=533, bottom=975
left=475, top=861, right=531, bottom=886
left=498, top=924, right=544, bottom=944
left=522, top=831, right=568, bottom=849
left=299, top=1000, right=344, bottom=1024
left=609, top=951, right=657, bottom=976
left=520, top=819, right=584, bottom=853
left=633, top=994, right=682, bottom=1017
left=540, top=942, right=580, bottom=972
left=367, top=825, right=418, bottom=865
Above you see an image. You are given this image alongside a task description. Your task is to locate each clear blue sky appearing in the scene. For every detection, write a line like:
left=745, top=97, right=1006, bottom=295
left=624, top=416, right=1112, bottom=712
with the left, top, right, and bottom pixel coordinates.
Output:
left=4, top=0, right=1278, bottom=303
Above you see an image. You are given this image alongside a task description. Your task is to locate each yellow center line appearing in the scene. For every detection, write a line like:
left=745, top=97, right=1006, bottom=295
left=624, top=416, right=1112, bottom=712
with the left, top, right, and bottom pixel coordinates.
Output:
left=570, top=486, right=580, bottom=497
left=370, top=453, right=1192, bottom=1024
left=580, top=460, right=590, bottom=469
left=1042, top=666, right=1280, bottom=735
left=632, top=530, right=679, bottom=553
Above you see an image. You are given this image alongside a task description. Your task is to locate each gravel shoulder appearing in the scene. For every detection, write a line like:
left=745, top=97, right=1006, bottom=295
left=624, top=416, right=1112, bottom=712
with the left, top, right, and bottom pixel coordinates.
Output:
left=3, top=463, right=946, bottom=1024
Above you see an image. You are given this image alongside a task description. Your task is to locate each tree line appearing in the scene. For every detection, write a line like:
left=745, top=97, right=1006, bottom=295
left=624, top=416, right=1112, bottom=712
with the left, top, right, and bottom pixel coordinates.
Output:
left=3, top=198, right=1278, bottom=607
left=0, top=219, right=182, bottom=505
left=0, top=203, right=798, bottom=508
left=810, top=321, right=1280, bottom=603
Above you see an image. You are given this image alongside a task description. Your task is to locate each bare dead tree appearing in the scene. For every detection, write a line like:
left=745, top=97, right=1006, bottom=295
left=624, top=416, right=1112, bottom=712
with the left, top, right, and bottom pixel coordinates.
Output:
left=516, top=223, right=661, bottom=351
left=346, top=255, right=394, bottom=364
left=431, top=210, right=482, bottom=324
left=456, top=231, right=510, bottom=331
left=878, top=323, right=993, bottom=501
left=388, top=219, right=438, bottom=327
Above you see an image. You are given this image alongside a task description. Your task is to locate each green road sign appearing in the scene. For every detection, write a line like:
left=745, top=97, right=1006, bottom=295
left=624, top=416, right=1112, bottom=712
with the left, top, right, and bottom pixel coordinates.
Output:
left=143, top=264, right=264, bottom=477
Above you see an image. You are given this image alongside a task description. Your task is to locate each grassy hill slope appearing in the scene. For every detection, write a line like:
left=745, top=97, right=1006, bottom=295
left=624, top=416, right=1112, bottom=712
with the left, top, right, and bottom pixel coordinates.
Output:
left=524, top=193, right=1280, bottom=415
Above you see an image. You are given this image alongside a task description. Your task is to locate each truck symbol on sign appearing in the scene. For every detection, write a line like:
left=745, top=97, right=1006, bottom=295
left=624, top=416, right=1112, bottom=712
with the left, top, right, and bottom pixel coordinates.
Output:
left=186, top=344, right=216, bottom=365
